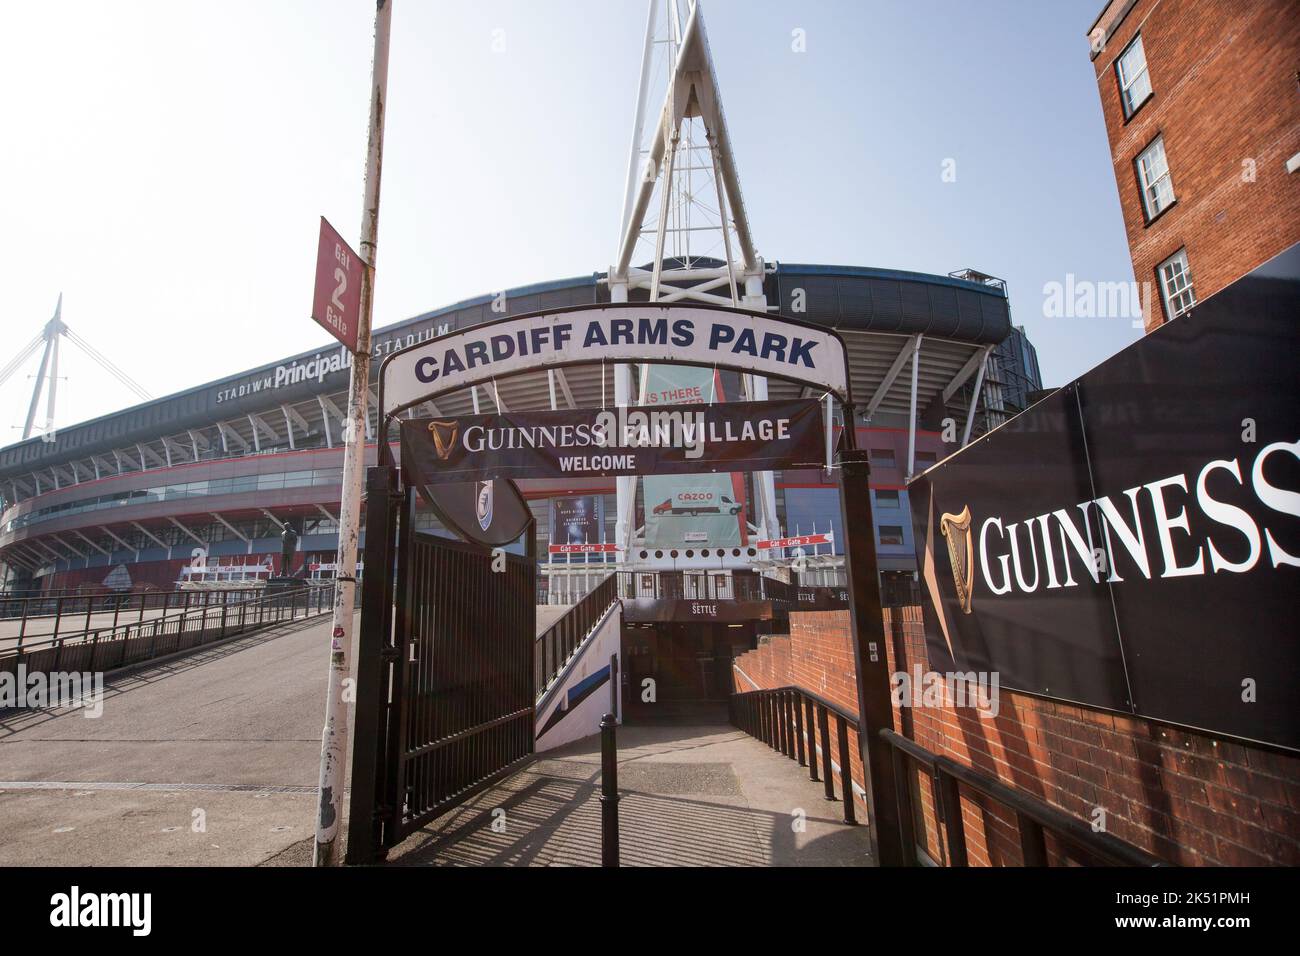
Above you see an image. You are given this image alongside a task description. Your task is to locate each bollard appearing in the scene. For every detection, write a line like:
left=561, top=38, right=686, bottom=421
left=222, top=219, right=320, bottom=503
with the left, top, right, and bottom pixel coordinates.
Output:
left=600, top=712, right=620, bottom=868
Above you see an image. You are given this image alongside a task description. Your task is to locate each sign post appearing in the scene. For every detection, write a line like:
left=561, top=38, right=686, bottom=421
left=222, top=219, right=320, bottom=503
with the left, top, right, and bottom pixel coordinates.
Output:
left=313, top=0, right=391, bottom=868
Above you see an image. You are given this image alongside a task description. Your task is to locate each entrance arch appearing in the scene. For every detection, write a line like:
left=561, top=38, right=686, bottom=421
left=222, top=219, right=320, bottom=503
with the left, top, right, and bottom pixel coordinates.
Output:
left=346, top=302, right=903, bottom=865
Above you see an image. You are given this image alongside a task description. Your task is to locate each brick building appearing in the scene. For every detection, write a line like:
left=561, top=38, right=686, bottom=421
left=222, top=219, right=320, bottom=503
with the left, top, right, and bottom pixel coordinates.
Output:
left=1088, top=0, right=1300, bottom=331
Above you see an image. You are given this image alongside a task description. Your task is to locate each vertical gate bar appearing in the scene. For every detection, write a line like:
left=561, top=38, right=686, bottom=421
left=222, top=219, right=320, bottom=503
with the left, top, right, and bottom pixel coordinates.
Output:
left=936, top=769, right=968, bottom=866
left=1017, top=813, right=1048, bottom=866
left=391, top=483, right=418, bottom=836
left=794, top=691, right=806, bottom=766
left=837, top=445, right=904, bottom=862
left=805, top=697, right=819, bottom=781
left=891, top=746, right=919, bottom=866
left=345, top=466, right=397, bottom=864
left=837, top=714, right=857, bottom=824
left=818, top=705, right=835, bottom=800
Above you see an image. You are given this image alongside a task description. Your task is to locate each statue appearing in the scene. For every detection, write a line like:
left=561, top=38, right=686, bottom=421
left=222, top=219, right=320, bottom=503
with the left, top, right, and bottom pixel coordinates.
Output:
left=280, top=523, right=299, bottom=576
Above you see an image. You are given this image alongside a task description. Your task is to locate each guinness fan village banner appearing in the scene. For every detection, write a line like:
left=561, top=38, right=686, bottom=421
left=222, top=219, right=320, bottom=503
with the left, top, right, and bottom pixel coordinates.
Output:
left=909, top=244, right=1300, bottom=751
left=400, top=399, right=824, bottom=485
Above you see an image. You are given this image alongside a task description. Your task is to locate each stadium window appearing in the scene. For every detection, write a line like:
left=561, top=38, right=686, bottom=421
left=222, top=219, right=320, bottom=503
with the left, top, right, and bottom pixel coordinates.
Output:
left=1116, top=34, right=1153, bottom=117
left=1158, top=249, right=1196, bottom=319
left=1136, top=135, right=1175, bottom=220
left=869, top=448, right=896, bottom=468
left=879, top=525, right=905, bottom=546
left=915, top=451, right=937, bottom=467
left=874, top=489, right=900, bottom=508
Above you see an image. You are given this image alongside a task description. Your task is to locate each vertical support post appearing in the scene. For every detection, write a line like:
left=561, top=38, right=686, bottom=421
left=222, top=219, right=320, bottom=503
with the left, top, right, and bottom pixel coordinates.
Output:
left=609, top=652, right=619, bottom=719
left=316, top=0, right=391, bottom=869
left=837, top=447, right=906, bottom=865
left=906, top=334, right=922, bottom=479
left=601, top=712, right=620, bottom=867
left=345, top=464, right=399, bottom=865
left=836, top=714, right=857, bottom=825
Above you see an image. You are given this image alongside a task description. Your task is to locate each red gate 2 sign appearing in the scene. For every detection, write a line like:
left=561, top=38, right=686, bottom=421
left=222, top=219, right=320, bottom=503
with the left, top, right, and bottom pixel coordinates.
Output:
left=311, top=217, right=363, bottom=353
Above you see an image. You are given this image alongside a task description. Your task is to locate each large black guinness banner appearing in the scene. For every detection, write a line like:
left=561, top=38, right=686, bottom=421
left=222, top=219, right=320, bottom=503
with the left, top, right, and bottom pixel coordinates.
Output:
left=400, top=399, right=824, bottom=485
left=910, top=244, right=1300, bottom=751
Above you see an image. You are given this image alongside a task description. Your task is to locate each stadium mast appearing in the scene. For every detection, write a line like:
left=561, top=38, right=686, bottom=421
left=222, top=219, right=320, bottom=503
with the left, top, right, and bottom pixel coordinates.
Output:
left=609, top=0, right=781, bottom=551
left=1, top=294, right=152, bottom=440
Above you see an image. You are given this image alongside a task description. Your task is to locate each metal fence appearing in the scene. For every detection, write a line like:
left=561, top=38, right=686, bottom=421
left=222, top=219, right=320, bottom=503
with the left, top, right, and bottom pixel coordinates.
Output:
left=0, top=588, right=268, bottom=642
left=0, top=585, right=334, bottom=678
left=878, top=729, right=1168, bottom=867
left=536, top=573, right=618, bottom=695
left=615, top=569, right=789, bottom=603
left=731, top=685, right=862, bottom=825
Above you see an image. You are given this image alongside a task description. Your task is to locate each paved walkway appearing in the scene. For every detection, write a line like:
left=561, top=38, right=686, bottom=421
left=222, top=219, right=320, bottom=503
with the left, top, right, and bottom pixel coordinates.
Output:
left=386, top=723, right=875, bottom=867
left=0, top=616, right=334, bottom=866
left=0, top=606, right=871, bottom=868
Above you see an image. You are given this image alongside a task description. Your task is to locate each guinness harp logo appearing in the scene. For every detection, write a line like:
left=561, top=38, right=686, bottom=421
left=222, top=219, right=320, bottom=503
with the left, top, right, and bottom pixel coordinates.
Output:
left=429, top=420, right=459, bottom=461
left=939, top=505, right=974, bottom=614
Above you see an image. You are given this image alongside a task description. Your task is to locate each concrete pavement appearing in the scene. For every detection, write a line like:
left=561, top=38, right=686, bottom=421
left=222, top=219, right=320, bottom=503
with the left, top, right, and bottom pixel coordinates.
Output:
left=0, top=605, right=871, bottom=867
left=387, top=723, right=876, bottom=867
left=0, top=615, right=334, bottom=866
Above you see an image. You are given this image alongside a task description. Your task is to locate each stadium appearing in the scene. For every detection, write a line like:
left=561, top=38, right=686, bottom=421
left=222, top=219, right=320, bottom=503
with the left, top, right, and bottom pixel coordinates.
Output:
left=0, top=0, right=1042, bottom=667
left=0, top=261, right=1037, bottom=601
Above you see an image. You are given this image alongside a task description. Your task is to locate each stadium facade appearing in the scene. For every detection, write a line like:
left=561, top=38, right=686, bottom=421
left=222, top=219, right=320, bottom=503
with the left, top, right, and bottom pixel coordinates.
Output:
left=0, top=261, right=1033, bottom=598
left=0, top=2, right=1043, bottom=604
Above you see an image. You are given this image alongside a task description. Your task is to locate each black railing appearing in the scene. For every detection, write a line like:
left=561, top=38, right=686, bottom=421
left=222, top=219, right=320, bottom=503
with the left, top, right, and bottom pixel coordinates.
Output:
left=0, top=584, right=333, bottom=678
left=731, top=685, right=861, bottom=825
left=535, top=573, right=618, bottom=696
left=0, top=590, right=266, bottom=642
left=878, top=730, right=1169, bottom=867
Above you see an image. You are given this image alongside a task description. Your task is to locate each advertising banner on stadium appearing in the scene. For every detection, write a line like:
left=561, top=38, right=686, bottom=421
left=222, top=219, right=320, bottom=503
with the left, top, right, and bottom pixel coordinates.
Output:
left=551, top=496, right=604, bottom=547
left=909, top=245, right=1300, bottom=751
left=640, top=364, right=745, bottom=549
left=399, top=398, right=823, bottom=485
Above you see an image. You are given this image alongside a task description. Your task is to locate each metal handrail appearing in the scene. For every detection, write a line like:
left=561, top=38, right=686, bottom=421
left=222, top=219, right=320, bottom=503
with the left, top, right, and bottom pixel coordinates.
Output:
left=732, top=682, right=1170, bottom=865
left=731, top=684, right=861, bottom=825
left=878, top=729, right=1169, bottom=867
left=0, top=584, right=334, bottom=673
left=535, top=573, right=618, bottom=697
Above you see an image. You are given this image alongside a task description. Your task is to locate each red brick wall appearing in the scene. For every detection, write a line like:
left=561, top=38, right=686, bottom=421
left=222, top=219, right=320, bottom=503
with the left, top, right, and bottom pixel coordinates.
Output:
left=1090, top=0, right=1300, bottom=331
left=733, top=608, right=1300, bottom=866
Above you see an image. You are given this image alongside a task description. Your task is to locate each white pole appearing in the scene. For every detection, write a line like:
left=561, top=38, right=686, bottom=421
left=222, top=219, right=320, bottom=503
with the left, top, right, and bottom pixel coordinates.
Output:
left=314, top=0, right=391, bottom=868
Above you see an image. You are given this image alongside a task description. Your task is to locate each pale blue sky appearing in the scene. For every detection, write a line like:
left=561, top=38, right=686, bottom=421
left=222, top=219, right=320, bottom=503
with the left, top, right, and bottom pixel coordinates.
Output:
left=0, top=0, right=1135, bottom=437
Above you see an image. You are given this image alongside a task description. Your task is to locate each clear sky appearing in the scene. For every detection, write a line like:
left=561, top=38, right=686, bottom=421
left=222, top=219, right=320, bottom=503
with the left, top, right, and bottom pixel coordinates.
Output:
left=0, top=0, right=1137, bottom=439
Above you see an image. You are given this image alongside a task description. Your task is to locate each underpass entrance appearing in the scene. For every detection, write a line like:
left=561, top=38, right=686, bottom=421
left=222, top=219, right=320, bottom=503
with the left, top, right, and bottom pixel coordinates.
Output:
left=622, top=619, right=757, bottom=722
left=343, top=303, right=906, bottom=865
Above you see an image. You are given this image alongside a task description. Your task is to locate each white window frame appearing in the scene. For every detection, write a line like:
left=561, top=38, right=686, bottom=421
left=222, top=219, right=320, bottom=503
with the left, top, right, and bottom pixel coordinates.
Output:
left=1158, top=249, right=1196, bottom=320
left=1137, top=135, right=1175, bottom=220
left=1117, top=34, right=1153, bottom=117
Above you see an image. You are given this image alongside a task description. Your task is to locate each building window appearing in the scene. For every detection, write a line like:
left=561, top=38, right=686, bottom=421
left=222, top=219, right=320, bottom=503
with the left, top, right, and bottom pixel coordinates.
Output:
left=1116, top=34, right=1152, bottom=117
left=879, top=525, right=905, bottom=547
left=1158, top=249, right=1196, bottom=319
left=874, top=489, right=900, bottom=508
left=915, top=451, right=938, bottom=467
left=1136, top=135, right=1175, bottom=219
left=869, top=448, right=896, bottom=468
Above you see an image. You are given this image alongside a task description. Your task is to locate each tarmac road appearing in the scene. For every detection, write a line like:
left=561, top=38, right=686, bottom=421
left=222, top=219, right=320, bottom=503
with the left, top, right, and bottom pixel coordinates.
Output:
left=0, top=615, right=337, bottom=866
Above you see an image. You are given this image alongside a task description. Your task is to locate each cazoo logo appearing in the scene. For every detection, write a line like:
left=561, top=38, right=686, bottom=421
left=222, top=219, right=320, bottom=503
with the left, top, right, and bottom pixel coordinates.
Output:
left=941, top=441, right=1299, bottom=610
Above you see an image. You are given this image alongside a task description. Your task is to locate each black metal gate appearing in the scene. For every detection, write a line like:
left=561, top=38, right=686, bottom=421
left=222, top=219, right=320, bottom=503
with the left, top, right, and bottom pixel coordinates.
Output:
left=346, top=466, right=536, bottom=863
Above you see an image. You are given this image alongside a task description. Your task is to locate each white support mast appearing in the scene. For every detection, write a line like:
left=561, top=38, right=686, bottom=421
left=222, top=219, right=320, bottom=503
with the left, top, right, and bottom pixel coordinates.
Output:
left=5, top=294, right=153, bottom=441
left=611, top=0, right=780, bottom=560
